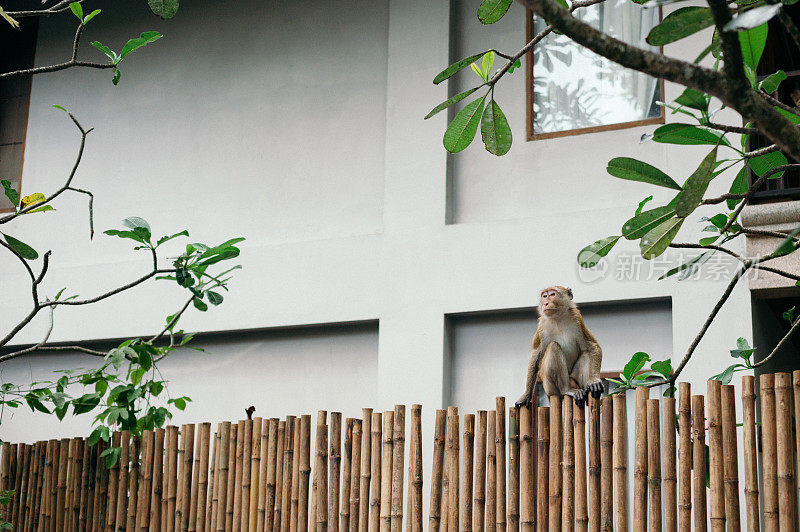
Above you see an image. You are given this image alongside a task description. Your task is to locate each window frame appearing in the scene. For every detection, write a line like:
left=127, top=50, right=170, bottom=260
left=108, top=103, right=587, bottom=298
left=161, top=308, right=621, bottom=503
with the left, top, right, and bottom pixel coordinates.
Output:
left=524, top=8, right=666, bottom=141
left=0, top=17, right=38, bottom=214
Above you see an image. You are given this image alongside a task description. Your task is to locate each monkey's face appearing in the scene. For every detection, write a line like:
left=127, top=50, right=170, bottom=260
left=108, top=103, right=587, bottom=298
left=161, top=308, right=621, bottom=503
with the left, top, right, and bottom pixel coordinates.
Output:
left=539, top=286, right=572, bottom=317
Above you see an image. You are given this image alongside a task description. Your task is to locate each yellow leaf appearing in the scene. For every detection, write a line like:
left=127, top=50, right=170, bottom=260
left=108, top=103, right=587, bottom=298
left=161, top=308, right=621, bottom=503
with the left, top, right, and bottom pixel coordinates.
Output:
left=21, top=193, right=46, bottom=207
left=0, top=8, right=20, bottom=29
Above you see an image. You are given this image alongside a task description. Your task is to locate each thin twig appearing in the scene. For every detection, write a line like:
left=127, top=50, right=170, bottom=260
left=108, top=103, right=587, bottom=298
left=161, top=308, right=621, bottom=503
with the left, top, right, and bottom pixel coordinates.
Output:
left=150, top=296, right=194, bottom=344
left=705, top=122, right=758, bottom=135
left=41, top=268, right=176, bottom=308
left=0, top=307, right=56, bottom=363
left=754, top=265, right=800, bottom=282
left=743, top=144, right=780, bottom=158
left=7, top=0, right=87, bottom=17
left=752, top=314, right=800, bottom=368
left=67, top=187, right=94, bottom=238
left=668, top=242, right=744, bottom=262
left=759, top=91, right=800, bottom=115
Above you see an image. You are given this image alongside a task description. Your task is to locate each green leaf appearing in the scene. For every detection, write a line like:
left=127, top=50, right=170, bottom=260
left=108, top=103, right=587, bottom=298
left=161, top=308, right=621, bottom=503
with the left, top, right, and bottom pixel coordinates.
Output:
left=750, top=151, right=788, bottom=180
left=112, top=67, right=121, bottom=85
left=784, top=307, right=796, bottom=323
left=724, top=4, right=782, bottom=31
left=69, top=2, right=83, bottom=21
left=777, top=107, right=800, bottom=124
left=147, top=0, right=179, bottom=19
left=727, top=167, right=748, bottom=209
left=470, top=62, right=484, bottom=80
left=433, top=52, right=489, bottom=85
left=650, top=123, right=730, bottom=146
left=25, top=205, right=55, bottom=214
left=607, top=157, right=682, bottom=190
left=659, top=250, right=714, bottom=280
left=577, top=236, right=620, bottom=268
left=481, top=51, right=495, bottom=79
left=25, top=395, right=50, bottom=414
left=623, top=352, right=650, bottom=380
left=636, top=196, right=653, bottom=216
left=101, top=447, right=121, bottom=468
left=674, top=88, right=709, bottom=112
left=621, top=205, right=676, bottom=240
left=104, top=229, right=146, bottom=244
left=443, top=96, right=486, bottom=153
left=480, top=99, right=512, bottom=156
left=760, top=70, right=787, bottom=94
left=1, top=232, right=38, bottom=260
left=675, top=148, right=718, bottom=217
left=772, top=226, right=800, bottom=257
left=1, top=179, right=19, bottom=207
left=73, top=393, right=101, bottom=415
left=91, top=41, right=116, bottom=61
left=507, top=58, right=522, bottom=74
left=156, top=230, right=189, bottom=247
left=646, top=7, right=714, bottom=46
left=207, top=291, right=224, bottom=306
left=193, top=297, right=208, bottom=312
left=477, top=0, right=514, bottom=23
left=640, top=218, right=684, bottom=259
left=712, top=364, right=743, bottom=385
left=425, top=87, right=481, bottom=119
left=739, top=22, right=769, bottom=71
left=651, top=359, right=672, bottom=378
left=83, top=9, right=101, bottom=24
left=119, top=31, right=162, bottom=60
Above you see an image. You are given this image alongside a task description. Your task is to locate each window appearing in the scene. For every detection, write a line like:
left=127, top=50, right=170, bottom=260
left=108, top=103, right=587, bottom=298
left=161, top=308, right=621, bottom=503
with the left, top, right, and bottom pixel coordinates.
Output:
left=748, top=3, right=800, bottom=203
left=0, top=17, right=37, bottom=212
left=525, top=2, right=664, bottom=140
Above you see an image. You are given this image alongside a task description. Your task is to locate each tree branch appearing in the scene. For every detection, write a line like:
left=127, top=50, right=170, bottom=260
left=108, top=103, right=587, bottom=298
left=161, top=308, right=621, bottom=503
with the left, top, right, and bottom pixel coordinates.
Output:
left=668, top=242, right=744, bottom=262
left=719, top=164, right=800, bottom=233
left=706, top=0, right=748, bottom=88
left=705, top=122, right=758, bottom=135
left=0, top=307, right=56, bottom=363
left=151, top=296, right=194, bottom=345
left=752, top=314, right=800, bottom=368
left=778, top=9, right=800, bottom=53
left=7, top=1, right=87, bottom=17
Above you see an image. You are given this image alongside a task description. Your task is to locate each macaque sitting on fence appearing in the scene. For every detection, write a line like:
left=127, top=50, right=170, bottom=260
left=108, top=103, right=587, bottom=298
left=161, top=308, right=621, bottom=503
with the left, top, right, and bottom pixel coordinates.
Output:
left=515, top=285, right=603, bottom=408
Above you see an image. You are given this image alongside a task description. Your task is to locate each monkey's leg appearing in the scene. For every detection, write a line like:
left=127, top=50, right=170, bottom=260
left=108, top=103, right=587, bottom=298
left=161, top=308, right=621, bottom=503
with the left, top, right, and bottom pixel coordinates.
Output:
left=571, top=352, right=604, bottom=402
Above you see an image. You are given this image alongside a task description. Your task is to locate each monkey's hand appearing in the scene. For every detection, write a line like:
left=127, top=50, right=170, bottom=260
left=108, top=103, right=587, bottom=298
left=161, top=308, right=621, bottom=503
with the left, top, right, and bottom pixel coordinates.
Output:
left=515, top=394, right=531, bottom=408
left=586, top=381, right=604, bottom=399
left=568, top=388, right=587, bottom=409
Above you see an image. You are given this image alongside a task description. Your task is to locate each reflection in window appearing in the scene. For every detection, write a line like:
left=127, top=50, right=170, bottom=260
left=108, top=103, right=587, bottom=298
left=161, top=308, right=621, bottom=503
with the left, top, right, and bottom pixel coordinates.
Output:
left=531, top=0, right=662, bottom=136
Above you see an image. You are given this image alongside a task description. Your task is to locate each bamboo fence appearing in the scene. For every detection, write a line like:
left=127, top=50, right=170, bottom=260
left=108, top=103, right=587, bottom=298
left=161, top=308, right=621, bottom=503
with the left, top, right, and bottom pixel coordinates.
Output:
left=2, top=372, right=799, bottom=531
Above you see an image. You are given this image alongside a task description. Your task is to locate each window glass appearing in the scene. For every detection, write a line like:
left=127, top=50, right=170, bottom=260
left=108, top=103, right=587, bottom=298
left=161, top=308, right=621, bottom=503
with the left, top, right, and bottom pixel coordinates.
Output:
left=531, top=1, right=662, bottom=137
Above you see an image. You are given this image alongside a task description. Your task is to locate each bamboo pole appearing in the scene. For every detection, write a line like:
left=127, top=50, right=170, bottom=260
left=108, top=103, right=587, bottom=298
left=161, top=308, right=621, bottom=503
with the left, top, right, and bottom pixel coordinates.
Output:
left=573, top=403, right=587, bottom=532
left=721, top=385, right=741, bottom=532
left=41, top=440, right=52, bottom=532
left=496, top=398, right=506, bottom=532
left=25, top=442, right=39, bottom=532
left=633, top=387, right=648, bottom=530
left=209, top=429, right=221, bottom=532
left=317, top=414, right=330, bottom=532
left=774, top=374, right=793, bottom=532
left=226, top=424, right=238, bottom=532
left=63, top=441, right=73, bottom=532
left=410, top=406, right=423, bottom=532
left=390, top=406, right=405, bottom=532
left=196, top=424, right=211, bottom=532
left=183, top=424, right=197, bottom=532
left=446, top=407, right=460, bottom=532
left=290, top=418, right=302, bottom=532
left=741, top=376, right=759, bottom=532
left=795, top=371, right=800, bottom=527
left=588, top=394, right=601, bottom=532
left=707, top=380, right=725, bottom=532
left=662, top=397, right=676, bottom=532
left=299, top=415, right=311, bottom=532
left=281, top=417, right=296, bottom=532
left=612, top=393, right=627, bottom=532
left=249, top=418, right=262, bottom=532
left=600, top=397, right=612, bottom=532
left=647, top=400, right=661, bottom=532
left=259, top=419, right=276, bottom=532
left=443, top=433, right=449, bottom=532
left=509, top=407, right=520, bottom=532
left=463, top=414, right=476, bottom=532
left=150, top=428, right=165, bottom=532
left=677, top=384, right=691, bottom=532
left=137, top=431, right=154, bottom=531
left=380, top=411, right=394, bottom=532
left=548, top=395, right=564, bottom=530
left=55, top=438, right=68, bottom=532
left=215, top=422, right=231, bottom=532
left=163, top=427, right=177, bottom=532
left=359, top=409, right=373, bottom=532
left=127, top=436, right=141, bottom=532
left=350, top=419, right=362, bottom=532
left=330, top=414, right=342, bottom=532
left=487, top=411, right=497, bottom=532
left=762, top=374, right=778, bottom=532
left=519, top=405, right=534, bottom=532
left=342, top=419, right=354, bottom=532
left=563, top=399, right=575, bottom=532
left=238, top=419, right=251, bottom=532
left=188, top=427, right=201, bottom=532
left=535, top=408, right=548, bottom=532
left=234, top=420, right=246, bottom=532
left=100, top=439, right=111, bottom=530
left=691, top=396, right=707, bottom=532
left=475, top=411, right=487, bottom=532
left=370, top=412, right=382, bottom=532
left=273, top=420, right=287, bottom=532
left=103, top=436, right=118, bottom=532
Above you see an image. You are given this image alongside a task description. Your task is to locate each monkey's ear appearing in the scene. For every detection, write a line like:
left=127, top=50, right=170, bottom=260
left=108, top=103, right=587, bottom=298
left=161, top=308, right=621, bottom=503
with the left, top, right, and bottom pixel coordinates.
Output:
left=566, top=287, right=573, bottom=300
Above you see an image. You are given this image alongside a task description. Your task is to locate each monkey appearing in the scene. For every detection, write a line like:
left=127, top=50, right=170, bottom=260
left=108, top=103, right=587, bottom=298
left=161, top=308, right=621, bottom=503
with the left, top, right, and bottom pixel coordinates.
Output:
left=515, top=285, right=603, bottom=409
left=245, top=405, right=256, bottom=420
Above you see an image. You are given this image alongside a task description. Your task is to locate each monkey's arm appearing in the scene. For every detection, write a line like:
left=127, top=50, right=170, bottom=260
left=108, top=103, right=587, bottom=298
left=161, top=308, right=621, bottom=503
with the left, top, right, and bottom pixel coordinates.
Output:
left=574, top=325, right=603, bottom=397
left=515, top=330, right=543, bottom=407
